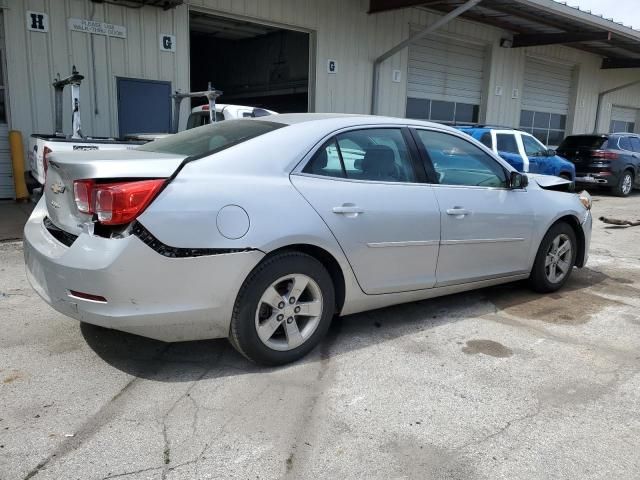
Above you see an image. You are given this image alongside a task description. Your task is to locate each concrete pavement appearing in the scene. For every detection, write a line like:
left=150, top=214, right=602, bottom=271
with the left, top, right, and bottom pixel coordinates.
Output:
left=1, top=192, right=639, bottom=480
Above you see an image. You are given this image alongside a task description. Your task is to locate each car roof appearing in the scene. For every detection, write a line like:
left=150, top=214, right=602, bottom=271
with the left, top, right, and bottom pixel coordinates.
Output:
left=261, top=113, right=464, bottom=132
left=456, top=125, right=518, bottom=131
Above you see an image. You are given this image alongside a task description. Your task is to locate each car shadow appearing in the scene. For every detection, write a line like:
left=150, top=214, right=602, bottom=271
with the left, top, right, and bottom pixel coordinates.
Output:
left=81, top=265, right=615, bottom=381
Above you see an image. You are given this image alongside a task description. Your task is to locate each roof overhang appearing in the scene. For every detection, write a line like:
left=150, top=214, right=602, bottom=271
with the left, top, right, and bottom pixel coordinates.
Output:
left=89, top=0, right=183, bottom=10
left=369, top=0, right=640, bottom=68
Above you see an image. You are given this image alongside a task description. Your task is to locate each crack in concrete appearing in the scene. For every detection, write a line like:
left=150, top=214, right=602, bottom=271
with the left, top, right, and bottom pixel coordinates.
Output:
left=101, top=466, right=163, bottom=479
left=281, top=320, right=342, bottom=478
left=22, top=345, right=172, bottom=480
left=457, top=403, right=542, bottom=453
left=159, top=350, right=223, bottom=480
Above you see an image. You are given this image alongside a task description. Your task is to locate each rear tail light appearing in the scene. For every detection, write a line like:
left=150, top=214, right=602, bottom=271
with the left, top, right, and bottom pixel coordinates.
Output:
left=590, top=150, right=618, bottom=160
left=72, top=179, right=166, bottom=225
left=43, top=146, right=52, bottom=180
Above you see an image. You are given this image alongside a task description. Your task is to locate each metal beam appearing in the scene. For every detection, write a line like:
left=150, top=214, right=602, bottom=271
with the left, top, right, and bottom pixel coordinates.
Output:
left=368, top=0, right=429, bottom=14
left=601, top=58, right=640, bottom=69
left=370, top=0, right=482, bottom=114
left=593, top=79, right=640, bottom=133
left=511, top=31, right=611, bottom=48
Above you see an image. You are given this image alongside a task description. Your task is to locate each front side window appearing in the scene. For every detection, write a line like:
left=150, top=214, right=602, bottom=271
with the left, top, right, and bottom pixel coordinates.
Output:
left=522, top=135, right=548, bottom=157
left=406, top=97, right=479, bottom=125
left=414, top=129, right=507, bottom=188
left=304, top=129, right=417, bottom=183
left=138, top=119, right=284, bottom=156
left=496, top=133, right=519, bottom=154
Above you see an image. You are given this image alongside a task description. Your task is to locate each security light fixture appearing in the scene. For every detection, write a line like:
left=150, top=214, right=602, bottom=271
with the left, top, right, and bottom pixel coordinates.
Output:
left=500, top=38, right=513, bottom=48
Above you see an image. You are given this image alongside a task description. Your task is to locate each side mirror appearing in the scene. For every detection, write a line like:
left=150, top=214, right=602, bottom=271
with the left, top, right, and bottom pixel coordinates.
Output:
left=546, top=149, right=556, bottom=157
left=510, top=171, right=529, bottom=189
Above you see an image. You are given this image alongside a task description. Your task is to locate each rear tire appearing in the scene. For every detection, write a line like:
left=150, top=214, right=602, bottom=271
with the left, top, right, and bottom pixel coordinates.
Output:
left=229, top=251, right=335, bottom=366
left=613, top=170, right=633, bottom=197
left=529, top=222, right=577, bottom=293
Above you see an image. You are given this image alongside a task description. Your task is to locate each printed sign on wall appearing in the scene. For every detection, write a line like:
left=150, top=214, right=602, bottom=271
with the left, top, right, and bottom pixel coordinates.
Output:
left=68, top=18, right=127, bottom=38
left=160, top=34, right=176, bottom=52
left=27, top=11, right=49, bottom=32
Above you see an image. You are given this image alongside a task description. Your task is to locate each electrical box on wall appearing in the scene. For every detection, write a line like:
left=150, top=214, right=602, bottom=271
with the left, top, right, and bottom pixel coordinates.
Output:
left=392, top=70, right=402, bottom=83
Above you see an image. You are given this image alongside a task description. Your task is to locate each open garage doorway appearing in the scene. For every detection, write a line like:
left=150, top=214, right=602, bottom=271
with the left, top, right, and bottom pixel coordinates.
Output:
left=189, top=12, right=311, bottom=114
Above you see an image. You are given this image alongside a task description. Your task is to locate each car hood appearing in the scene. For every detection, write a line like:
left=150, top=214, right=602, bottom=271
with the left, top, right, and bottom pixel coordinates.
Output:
left=528, top=173, right=573, bottom=191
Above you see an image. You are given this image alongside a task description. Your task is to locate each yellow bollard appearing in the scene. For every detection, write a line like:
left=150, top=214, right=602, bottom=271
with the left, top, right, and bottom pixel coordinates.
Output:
left=9, top=130, right=29, bottom=202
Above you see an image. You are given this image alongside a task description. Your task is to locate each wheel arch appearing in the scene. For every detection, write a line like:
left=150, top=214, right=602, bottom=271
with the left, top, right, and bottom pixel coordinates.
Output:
left=263, top=244, right=347, bottom=314
left=550, top=215, right=586, bottom=268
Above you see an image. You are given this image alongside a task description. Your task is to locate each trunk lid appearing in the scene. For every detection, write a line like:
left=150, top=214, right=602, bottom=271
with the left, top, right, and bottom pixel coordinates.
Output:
left=557, top=135, right=610, bottom=164
left=44, top=149, right=186, bottom=235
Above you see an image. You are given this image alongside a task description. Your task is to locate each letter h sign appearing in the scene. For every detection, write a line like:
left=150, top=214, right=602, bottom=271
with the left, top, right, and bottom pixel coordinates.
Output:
left=27, top=11, right=49, bottom=33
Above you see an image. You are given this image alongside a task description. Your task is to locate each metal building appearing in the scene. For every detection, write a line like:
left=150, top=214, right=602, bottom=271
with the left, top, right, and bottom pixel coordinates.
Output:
left=1, top=0, right=640, bottom=198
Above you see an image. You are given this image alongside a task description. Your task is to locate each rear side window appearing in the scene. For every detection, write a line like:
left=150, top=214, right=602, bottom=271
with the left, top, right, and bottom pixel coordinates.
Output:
left=186, top=111, right=224, bottom=130
left=479, top=132, right=492, bottom=148
left=303, top=128, right=417, bottom=182
left=558, top=136, right=609, bottom=150
left=138, top=119, right=284, bottom=157
left=496, top=134, right=519, bottom=154
left=618, top=136, right=633, bottom=151
left=630, top=137, right=640, bottom=153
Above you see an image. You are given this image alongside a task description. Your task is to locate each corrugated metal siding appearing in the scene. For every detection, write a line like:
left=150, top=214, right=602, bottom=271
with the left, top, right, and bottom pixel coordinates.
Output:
left=4, top=0, right=190, bottom=141
left=2, top=0, right=640, bottom=161
left=0, top=9, right=12, bottom=199
left=522, top=58, right=573, bottom=115
left=407, top=34, right=485, bottom=104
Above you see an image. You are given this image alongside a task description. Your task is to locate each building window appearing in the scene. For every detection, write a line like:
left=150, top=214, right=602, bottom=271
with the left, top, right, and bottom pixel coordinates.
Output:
left=407, top=98, right=479, bottom=125
left=610, top=120, right=635, bottom=134
left=519, top=110, right=566, bottom=147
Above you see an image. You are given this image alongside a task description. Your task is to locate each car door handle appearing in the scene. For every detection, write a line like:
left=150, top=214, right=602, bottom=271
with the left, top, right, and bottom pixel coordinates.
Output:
left=446, top=207, right=471, bottom=216
left=332, top=204, right=364, bottom=215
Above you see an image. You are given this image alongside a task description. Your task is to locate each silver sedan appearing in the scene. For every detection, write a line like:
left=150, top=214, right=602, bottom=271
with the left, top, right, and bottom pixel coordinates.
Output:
left=24, top=114, right=592, bottom=365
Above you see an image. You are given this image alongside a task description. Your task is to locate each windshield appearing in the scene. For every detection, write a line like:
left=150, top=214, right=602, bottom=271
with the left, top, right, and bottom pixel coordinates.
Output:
left=138, top=119, right=285, bottom=157
left=558, top=136, right=609, bottom=150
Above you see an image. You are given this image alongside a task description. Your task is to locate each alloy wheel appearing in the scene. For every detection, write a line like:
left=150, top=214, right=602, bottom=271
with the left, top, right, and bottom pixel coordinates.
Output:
left=622, top=173, right=633, bottom=195
left=544, top=233, right=573, bottom=284
left=254, top=274, right=323, bottom=351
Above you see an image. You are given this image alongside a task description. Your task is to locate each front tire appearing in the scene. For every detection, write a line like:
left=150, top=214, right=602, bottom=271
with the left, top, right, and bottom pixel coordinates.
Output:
left=613, top=170, right=633, bottom=197
left=529, top=223, right=577, bottom=293
left=229, top=251, right=335, bottom=366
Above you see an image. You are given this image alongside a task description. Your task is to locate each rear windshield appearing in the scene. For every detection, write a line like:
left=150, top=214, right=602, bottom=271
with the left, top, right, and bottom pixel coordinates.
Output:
left=138, top=119, right=284, bottom=157
left=558, top=136, right=609, bottom=150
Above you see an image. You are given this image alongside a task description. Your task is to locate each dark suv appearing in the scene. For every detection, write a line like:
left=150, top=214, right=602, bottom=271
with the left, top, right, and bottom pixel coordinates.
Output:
left=557, top=133, right=640, bottom=196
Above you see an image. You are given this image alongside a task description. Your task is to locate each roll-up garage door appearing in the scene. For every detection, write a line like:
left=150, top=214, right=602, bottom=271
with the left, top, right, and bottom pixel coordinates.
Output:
left=406, top=35, right=485, bottom=124
left=610, top=106, right=638, bottom=133
left=522, top=58, right=573, bottom=115
left=408, top=35, right=485, bottom=103
left=520, top=58, right=573, bottom=146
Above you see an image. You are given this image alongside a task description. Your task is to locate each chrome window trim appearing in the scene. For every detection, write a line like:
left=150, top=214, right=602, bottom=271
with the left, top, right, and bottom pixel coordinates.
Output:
left=441, top=238, right=525, bottom=246
left=367, top=240, right=440, bottom=248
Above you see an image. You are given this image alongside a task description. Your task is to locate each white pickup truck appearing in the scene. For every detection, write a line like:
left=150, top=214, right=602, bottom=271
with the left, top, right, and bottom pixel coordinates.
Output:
left=29, top=71, right=276, bottom=186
